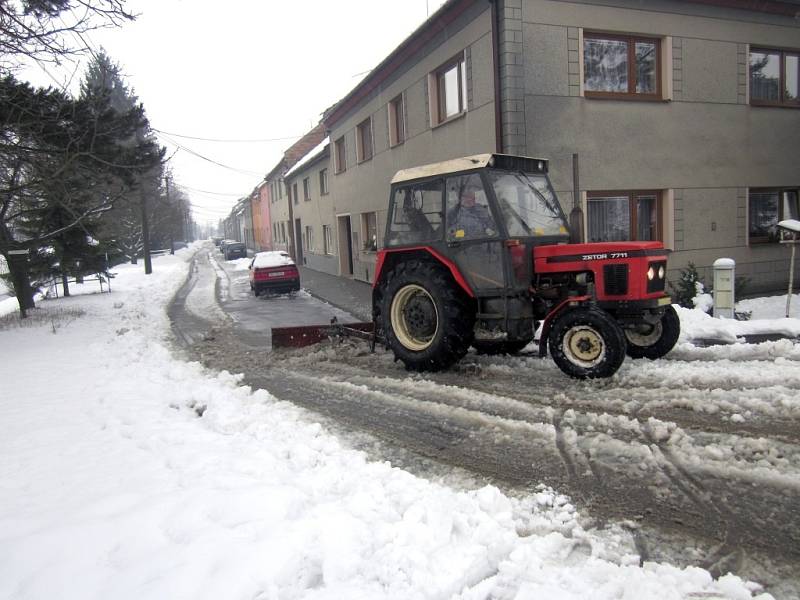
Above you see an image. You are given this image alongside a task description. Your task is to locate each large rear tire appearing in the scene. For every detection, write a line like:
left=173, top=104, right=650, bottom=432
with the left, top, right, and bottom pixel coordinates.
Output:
left=380, top=260, right=475, bottom=371
left=472, top=339, right=532, bottom=355
left=548, top=307, right=626, bottom=379
left=624, top=305, right=680, bottom=359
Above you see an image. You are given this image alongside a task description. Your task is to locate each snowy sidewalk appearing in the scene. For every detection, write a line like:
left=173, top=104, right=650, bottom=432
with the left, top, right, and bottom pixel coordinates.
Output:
left=0, top=246, right=778, bottom=599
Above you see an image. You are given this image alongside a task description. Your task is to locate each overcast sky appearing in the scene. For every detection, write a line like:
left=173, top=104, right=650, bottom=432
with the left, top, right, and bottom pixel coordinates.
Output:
left=23, top=0, right=448, bottom=226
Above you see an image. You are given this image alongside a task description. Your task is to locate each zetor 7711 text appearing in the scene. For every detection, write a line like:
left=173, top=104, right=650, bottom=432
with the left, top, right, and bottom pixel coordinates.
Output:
left=371, top=153, right=679, bottom=379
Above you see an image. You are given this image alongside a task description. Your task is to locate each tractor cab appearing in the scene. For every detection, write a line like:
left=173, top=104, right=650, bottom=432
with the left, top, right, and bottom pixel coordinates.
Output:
left=383, top=154, right=568, bottom=296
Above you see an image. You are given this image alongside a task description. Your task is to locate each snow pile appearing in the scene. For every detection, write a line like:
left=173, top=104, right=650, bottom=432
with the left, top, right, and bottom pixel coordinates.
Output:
left=0, top=246, right=776, bottom=599
left=252, top=250, right=294, bottom=269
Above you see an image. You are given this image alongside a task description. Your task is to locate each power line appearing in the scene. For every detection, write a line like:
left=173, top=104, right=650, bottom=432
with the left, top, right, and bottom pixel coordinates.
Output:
left=155, top=131, right=265, bottom=177
left=152, top=128, right=303, bottom=144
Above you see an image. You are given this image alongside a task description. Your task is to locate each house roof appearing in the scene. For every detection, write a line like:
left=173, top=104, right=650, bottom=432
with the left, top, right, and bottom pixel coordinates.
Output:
left=284, top=138, right=330, bottom=180
left=264, top=123, right=327, bottom=183
left=323, top=0, right=799, bottom=129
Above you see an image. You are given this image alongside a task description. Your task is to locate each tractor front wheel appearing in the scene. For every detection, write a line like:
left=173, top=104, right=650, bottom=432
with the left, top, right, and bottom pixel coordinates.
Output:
left=381, top=261, right=475, bottom=371
left=548, top=307, right=626, bottom=379
left=624, top=305, right=680, bottom=359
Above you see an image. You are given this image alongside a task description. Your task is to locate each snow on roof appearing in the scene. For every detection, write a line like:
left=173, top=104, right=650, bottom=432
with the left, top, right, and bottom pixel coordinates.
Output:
left=252, top=250, right=295, bottom=269
left=284, top=137, right=329, bottom=180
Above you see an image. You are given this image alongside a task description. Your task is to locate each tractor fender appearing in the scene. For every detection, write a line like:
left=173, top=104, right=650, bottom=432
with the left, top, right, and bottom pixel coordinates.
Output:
left=374, top=246, right=475, bottom=298
left=538, top=295, right=592, bottom=357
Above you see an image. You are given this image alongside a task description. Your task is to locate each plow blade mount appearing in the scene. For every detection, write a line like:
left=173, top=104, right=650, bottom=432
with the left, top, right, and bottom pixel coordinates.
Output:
left=271, top=321, right=375, bottom=349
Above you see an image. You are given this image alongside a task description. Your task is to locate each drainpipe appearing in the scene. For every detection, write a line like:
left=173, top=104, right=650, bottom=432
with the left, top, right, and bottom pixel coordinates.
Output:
left=285, top=174, right=297, bottom=262
left=490, top=0, right=503, bottom=153
left=569, top=153, right=585, bottom=243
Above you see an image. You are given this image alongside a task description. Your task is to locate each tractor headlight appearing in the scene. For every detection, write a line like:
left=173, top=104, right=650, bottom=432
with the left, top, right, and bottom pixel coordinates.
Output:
left=647, top=266, right=655, bottom=281
left=658, top=265, right=665, bottom=279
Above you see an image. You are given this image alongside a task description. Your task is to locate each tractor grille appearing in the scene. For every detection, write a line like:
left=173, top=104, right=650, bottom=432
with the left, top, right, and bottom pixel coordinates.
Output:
left=603, top=264, right=628, bottom=296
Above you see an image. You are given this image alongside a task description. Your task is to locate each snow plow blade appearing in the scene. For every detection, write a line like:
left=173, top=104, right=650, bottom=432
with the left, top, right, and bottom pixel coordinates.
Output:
left=271, top=320, right=375, bottom=349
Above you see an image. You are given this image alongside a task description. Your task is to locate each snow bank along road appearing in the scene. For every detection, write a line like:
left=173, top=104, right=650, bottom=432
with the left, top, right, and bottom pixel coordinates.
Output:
left=175, top=247, right=800, bottom=597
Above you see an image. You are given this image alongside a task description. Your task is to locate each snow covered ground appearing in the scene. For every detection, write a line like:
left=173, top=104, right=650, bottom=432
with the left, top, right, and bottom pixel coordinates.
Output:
left=0, top=246, right=792, bottom=599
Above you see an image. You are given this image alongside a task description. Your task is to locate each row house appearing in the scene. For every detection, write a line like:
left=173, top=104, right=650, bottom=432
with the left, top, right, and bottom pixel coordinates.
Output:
left=250, top=0, right=800, bottom=293
left=323, top=0, right=800, bottom=291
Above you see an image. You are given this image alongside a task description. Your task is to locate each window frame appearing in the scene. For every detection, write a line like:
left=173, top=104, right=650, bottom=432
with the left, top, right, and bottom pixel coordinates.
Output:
left=586, top=190, right=663, bottom=242
left=583, top=32, right=663, bottom=100
left=388, top=94, right=405, bottom=147
left=303, top=177, right=311, bottom=201
left=356, top=117, right=373, bottom=163
left=430, top=52, right=467, bottom=126
left=748, top=187, right=800, bottom=244
left=323, top=224, right=334, bottom=255
left=292, top=182, right=298, bottom=205
left=334, top=136, right=346, bottom=174
left=749, top=47, right=800, bottom=108
left=361, top=211, right=378, bottom=252
left=319, top=168, right=328, bottom=195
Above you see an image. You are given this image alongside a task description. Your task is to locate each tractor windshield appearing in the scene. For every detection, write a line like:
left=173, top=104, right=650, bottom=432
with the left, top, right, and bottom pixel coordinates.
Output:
left=488, top=170, right=568, bottom=237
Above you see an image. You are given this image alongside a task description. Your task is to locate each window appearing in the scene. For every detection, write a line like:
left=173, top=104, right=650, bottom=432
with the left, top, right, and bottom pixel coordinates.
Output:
left=361, top=212, right=378, bottom=251
left=750, top=48, right=799, bottom=106
left=323, top=224, right=334, bottom=255
left=304, top=225, right=314, bottom=252
left=388, top=94, right=405, bottom=147
left=303, top=177, right=311, bottom=201
left=356, top=118, right=373, bottom=163
left=292, top=182, right=298, bottom=205
left=430, top=53, right=466, bottom=126
left=584, top=33, right=661, bottom=99
left=319, top=168, right=328, bottom=195
left=587, top=191, right=662, bottom=242
left=387, top=180, right=444, bottom=246
left=280, top=222, right=286, bottom=243
left=279, top=180, right=283, bottom=199
left=749, top=188, right=800, bottom=243
left=334, top=136, right=346, bottom=174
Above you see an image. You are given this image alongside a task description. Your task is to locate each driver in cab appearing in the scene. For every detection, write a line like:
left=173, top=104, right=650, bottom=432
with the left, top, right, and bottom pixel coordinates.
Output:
left=448, top=187, right=496, bottom=239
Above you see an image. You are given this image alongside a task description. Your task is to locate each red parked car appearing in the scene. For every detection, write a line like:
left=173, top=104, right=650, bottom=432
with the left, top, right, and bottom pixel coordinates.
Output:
left=248, top=251, right=300, bottom=296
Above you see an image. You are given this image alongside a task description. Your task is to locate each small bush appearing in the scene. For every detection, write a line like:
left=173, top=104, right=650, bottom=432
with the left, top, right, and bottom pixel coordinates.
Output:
left=670, top=262, right=703, bottom=308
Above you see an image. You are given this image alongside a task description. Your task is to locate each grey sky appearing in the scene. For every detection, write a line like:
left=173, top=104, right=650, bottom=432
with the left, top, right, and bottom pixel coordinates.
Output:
left=23, top=0, right=448, bottom=225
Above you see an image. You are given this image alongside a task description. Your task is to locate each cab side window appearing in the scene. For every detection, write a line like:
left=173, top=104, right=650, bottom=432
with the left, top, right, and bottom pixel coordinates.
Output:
left=386, top=180, right=444, bottom=246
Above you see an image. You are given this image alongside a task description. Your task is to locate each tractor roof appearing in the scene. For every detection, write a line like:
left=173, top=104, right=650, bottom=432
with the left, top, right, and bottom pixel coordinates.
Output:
left=390, top=154, right=549, bottom=185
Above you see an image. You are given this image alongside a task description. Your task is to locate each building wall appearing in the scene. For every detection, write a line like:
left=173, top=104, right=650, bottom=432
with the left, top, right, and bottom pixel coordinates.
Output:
left=255, top=183, right=273, bottom=251
left=285, top=151, right=339, bottom=274
left=326, top=3, right=496, bottom=283
left=508, top=0, right=800, bottom=292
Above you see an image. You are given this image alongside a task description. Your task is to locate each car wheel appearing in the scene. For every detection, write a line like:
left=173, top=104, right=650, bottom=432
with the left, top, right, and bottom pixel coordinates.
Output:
left=380, top=260, right=475, bottom=372
left=625, top=305, right=680, bottom=359
left=548, top=307, right=626, bottom=379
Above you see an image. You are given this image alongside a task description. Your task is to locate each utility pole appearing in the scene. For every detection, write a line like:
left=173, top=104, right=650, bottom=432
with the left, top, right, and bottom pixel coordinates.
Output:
left=165, top=175, right=174, bottom=255
left=141, top=187, right=152, bottom=275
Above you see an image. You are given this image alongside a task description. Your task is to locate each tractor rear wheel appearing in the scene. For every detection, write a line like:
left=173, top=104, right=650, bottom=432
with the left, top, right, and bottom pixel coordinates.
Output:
left=548, top=307, right=626, bottom=379
left=472, top=339, right=532, bottom=355
left=624, top=305, right=680, bottom=359
left=380, top=260, right=475, bottom=371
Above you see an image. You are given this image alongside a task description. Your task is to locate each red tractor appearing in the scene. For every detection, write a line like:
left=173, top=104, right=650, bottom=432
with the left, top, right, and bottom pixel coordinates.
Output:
left=372, top=154, right=678, bottom=379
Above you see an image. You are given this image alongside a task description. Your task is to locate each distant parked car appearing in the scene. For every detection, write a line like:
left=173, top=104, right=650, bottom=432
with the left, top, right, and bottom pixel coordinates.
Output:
left=211, top=236, right=223, bottom=246
left=248, top=251, right=300, bottom=295
left=224, top=242, right=247, bottom=260
left=219, top=239, right=235, bottom=253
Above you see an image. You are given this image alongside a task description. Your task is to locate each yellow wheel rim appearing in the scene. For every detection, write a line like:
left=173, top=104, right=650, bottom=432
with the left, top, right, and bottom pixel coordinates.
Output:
left=390, top=284, right=438, bottom=351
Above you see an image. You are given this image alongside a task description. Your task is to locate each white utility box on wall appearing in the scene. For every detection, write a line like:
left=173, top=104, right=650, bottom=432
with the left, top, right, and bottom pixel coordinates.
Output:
left=712, top=258, right=735, bottom=319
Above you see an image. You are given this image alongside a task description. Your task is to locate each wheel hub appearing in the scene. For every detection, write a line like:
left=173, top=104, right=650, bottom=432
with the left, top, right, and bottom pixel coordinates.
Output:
left=625, top=321, right=663, bottom=346
left=564, top=326, right=605, bottom=366
left=390, top=284, right=439, bottom=351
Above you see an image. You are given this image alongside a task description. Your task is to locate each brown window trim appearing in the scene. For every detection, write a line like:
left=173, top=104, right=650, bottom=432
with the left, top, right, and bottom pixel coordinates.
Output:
left=388, top=94, right=405, bottom=148
left=356, top=118, right=373, bottom=164
left=435, top=53, right=466, bottom=125
left=750, top=47, right=800, bottom=108
left=587, top=190, right=663, bottom=241
left=584, top=32, right=663, bottom=101
left=334, top=136, right=346, bottom=175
